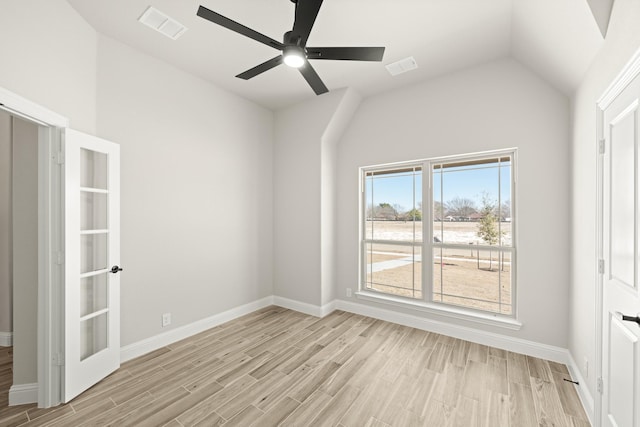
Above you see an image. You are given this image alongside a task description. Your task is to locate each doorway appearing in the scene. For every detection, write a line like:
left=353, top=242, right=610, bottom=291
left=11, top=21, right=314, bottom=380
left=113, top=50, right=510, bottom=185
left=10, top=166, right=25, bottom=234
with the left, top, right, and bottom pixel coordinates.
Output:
left=0, top=87, right=69, bottom=408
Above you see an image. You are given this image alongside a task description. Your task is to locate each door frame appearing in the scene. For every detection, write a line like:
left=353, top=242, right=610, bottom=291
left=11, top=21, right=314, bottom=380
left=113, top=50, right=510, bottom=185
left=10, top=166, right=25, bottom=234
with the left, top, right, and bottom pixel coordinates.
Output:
left=596, top=46, right=640, bottom=427
left=0, top=86, right=69, bottom=407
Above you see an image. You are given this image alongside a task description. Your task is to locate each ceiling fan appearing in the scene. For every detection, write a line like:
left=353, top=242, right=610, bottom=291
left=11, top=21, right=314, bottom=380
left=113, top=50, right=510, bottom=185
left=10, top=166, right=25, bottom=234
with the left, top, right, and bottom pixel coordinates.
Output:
left=196, top=0, right=385, bottom=95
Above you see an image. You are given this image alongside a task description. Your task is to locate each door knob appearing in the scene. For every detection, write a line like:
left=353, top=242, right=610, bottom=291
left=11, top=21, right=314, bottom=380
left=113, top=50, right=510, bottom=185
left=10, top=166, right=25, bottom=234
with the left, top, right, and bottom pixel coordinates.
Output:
left=110, top=265, right=123, bottom=274
left=621, top=314, right=640, bottom=326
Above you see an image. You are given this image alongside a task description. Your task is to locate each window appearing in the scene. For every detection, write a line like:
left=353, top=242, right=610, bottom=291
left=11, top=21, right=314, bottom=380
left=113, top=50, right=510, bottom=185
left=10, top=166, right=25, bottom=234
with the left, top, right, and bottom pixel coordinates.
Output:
left=361, top=150, right=516, bottom=317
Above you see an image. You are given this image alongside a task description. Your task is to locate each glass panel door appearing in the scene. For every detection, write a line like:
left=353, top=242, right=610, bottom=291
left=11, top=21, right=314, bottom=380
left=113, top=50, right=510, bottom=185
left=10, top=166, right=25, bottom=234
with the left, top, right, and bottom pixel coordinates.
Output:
left=79, top=148, right=110, bottom=361
left=64, top=129, right=120, bottom=403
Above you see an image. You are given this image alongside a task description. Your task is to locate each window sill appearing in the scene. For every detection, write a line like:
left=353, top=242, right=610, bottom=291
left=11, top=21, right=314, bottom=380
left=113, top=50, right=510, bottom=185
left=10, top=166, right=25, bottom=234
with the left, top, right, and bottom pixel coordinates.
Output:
left=355, top=291, right=522, bottom=331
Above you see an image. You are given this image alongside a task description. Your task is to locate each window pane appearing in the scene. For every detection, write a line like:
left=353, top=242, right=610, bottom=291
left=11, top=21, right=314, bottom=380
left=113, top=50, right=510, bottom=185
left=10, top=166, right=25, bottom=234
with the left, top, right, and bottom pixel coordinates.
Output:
left=433, top=158, right=511, bottom=247
left=365, top=168, right=422, bottom=242
left=433, top=248, right=512, bottom=314
left=364, top=243, right=422, bottom=299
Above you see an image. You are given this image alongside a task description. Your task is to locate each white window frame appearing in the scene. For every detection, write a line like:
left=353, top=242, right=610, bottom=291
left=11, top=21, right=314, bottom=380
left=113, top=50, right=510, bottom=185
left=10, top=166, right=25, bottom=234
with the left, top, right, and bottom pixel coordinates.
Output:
left=358, top=149, right=520, bottom=329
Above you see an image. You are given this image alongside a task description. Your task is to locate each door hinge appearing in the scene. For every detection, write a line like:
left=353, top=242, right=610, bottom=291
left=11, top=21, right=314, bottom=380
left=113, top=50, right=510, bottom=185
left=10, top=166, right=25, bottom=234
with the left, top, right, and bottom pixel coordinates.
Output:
left=599, top=139, right=606, bottom=154
left=55, top=151, right=64, bottom=165
left=598, top=259, right=605, bottom=274
left=52, top=353, right=64, bottom=366
left=55, top=251, right=64, bottom=265
left=597, top=377, right=603, bottom=394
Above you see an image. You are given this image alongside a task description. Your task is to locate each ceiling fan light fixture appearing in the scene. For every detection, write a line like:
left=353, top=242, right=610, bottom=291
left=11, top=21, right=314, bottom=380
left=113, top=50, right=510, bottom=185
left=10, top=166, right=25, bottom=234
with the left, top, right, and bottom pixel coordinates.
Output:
left=283, top=46, right=305, bottom=68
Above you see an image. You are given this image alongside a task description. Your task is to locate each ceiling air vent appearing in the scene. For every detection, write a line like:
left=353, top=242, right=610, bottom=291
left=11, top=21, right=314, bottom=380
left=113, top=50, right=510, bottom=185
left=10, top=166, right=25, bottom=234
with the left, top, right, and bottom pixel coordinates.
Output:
left=138, top=6, right=187, bottom=40
left=385, top=56, right=418, bottom=76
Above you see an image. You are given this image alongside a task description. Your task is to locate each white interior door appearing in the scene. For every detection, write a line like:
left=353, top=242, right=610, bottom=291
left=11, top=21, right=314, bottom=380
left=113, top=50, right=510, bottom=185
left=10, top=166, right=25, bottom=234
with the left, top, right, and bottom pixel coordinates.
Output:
left=602, top=74, right=640, bottom=427
left=63, top=129, right=120, bottom=402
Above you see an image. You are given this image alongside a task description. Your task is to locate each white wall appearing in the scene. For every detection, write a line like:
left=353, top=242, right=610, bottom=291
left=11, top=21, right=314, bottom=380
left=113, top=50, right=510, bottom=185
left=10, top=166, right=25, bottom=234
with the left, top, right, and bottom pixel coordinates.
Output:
left=96, top=36, right=274, bottom=346
left=336, top=58, right=571, bottom=347
left=11, top=116, right=39, bottom=384
left=273, top=89, right=361, bottom=307
left=0, top=0, right=97, bottom=133
left=570, top=0, right=640, bottom=406
left=0, top=112, right=12, bottom=337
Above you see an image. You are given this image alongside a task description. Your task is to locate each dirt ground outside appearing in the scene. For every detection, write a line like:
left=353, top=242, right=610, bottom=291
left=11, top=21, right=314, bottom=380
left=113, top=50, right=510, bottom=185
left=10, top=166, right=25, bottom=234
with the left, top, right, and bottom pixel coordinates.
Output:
left=364, top=221, right=513, bottom=315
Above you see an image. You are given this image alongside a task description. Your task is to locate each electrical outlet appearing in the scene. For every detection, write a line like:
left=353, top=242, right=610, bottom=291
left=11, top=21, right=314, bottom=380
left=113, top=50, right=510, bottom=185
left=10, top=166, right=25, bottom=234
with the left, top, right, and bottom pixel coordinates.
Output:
left=583, top=356, right=589, bottom=378
left=162, top=313, right=171, bottom=327
left=346, top=288, right=352, bottom=298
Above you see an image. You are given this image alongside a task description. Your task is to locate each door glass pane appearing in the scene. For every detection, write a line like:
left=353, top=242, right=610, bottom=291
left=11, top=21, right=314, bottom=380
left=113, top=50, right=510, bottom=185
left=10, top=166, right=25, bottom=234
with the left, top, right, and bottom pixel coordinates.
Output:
left=81, top=192, right=108, bottom=230
left=80, top=312, right=108, bottom=361
left=80, top=274, right=108, bottom=317
left=610, top=111, right=636, bottom=287
left=80, top=148, right=108, bottom=190
left=81, top=234, right=108, bottom=273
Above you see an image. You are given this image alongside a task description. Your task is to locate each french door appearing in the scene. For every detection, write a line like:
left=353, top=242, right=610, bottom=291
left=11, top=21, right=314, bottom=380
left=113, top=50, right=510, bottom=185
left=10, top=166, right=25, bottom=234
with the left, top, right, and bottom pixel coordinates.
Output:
left=601, top=73, right=640, bottom=427
left=63, top=129, right=121, bottom=402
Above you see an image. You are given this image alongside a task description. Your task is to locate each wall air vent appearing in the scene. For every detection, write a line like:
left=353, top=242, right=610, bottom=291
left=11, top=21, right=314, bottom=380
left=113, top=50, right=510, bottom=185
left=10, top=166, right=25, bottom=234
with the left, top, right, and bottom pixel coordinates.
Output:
left=138, top=6, right=187, bottom=40
left=385, top=56, right=418, bottom=76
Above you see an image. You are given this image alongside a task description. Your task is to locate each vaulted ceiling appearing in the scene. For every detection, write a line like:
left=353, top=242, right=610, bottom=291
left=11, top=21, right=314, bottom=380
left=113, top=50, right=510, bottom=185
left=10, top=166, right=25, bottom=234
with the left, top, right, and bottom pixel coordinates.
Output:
left=66, top=0, right=605, bottom=110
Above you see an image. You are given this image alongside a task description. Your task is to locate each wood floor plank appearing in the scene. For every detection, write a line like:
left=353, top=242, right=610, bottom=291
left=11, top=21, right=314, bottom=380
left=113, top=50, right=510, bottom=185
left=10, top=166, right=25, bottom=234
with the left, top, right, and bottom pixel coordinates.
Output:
left=551, top=370, right=589, bottom=421
left=250, top=396, right=298, bottom=427
left=530, top=377, right=572, bottom=427
left=223, top=405, right=263, bottom=427
left=339, top=378, right=390, bottom=427
left=307, top=384, right=361, bottom=427
left=217, top=370, right=287, bottom=420
left=479, top=390, right=509, bottom=427
left=77, top=392, right=155, bottom=427
left=280, top=389, right=333, bottom=426
left=461, top=359, right=487, bottom=400
left=0, top=307, right=590, bottom=427
left=177, top=374, right=256, bottom=425
left=430, top=362, right=465, bottom=408
left=527, top=355, right=553, bottom=382
left=508, top=381, right=538, bottom=427
left=454, top=395, right=480, bottom=427
left=507, top=351, right=530, bottom=385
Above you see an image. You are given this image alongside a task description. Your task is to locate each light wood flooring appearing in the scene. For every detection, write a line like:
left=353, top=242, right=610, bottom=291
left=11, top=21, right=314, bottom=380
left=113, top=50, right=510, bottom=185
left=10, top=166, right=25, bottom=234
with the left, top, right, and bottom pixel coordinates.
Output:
left=0, top=307, right=589, bottom=426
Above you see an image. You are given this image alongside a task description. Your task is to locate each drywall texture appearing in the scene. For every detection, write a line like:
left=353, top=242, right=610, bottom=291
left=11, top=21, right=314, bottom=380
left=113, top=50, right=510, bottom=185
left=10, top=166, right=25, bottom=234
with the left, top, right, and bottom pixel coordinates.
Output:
left=570, top=0, right=640, bottom=406
left=0, top=112, right=12, bottom=335
left=0, top=0, right=97, bottom=133
left=12, top=117, right=39, bottom=384
left=96, top=36, right=274, bottom=346
left=273, top=89, right=360, bottom=307
left=336, top=58, right=571, bottom=347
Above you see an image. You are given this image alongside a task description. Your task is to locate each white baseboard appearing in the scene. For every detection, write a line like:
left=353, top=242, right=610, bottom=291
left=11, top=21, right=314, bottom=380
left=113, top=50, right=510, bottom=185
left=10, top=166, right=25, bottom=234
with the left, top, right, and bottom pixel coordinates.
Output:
left=335, top=299, right=568, bottom=363
left=120, top=296, right=275, bottom=363
left=273, top=296, right=334, bottom=318
left=9, top=383, right=38, bottom=406
left=566, top=352, right=595, bottom=425
left=0, top=331, right=12, bottom=347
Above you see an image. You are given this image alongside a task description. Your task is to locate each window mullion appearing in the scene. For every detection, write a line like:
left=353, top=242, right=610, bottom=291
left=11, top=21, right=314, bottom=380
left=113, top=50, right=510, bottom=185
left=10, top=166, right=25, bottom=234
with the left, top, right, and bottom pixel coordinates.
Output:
left=423, top=160, right=431, bottom=304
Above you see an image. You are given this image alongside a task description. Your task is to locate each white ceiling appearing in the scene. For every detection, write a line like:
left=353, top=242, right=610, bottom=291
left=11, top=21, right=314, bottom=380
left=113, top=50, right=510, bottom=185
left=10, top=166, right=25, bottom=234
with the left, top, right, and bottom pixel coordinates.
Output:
left=66, top=0, right=603, bottom=110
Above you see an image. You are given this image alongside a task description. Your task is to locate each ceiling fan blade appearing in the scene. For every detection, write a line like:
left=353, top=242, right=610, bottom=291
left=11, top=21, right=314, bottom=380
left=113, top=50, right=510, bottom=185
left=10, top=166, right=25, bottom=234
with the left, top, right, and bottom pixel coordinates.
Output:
left=306, top=47, right=385, bottom=61
left=292, top=0, right=323, bottom=47
left=299, top=62, right=328, bottom=95
left=197, top=5, right=284, bottom=50
left=236, top=56, right=283, bottom=80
